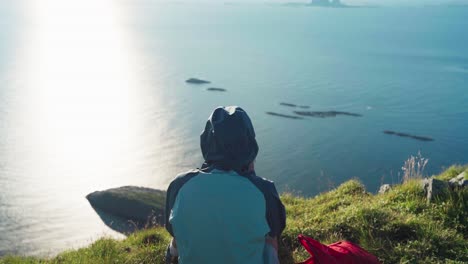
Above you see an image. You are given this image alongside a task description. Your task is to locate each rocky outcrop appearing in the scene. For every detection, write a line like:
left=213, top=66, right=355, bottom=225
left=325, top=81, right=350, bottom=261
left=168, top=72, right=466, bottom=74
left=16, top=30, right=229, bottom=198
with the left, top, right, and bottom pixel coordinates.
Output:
left=382, top=173, right=466, bottom=202
left=421, top=178, right=449, bottom=202
left=378, top=184, right=392, bottom=194
left=449, top=172, right=467, bottom=188
left=86, top=186, right=166, bottom=232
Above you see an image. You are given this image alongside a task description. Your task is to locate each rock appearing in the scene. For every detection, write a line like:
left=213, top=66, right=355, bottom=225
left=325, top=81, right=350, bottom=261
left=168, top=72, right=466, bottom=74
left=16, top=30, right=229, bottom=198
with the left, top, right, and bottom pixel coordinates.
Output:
left=421, top=178, right=449, bottom=202
left=266, top=112, right=303, bottom=119
left=206, top=87, right=227, bottom=92
left=92, top=207, right=142, bottom=234
left=294, top=111, right=362, bottom=118
left=383, top=131, right=434, bottom=142
left=86, top=186, right=166, bottom=228
left=449, top=172, right=467, bottom=188
left=186, top=78, right=210, bottom=84
left=378, top=184, right=392, bottom=194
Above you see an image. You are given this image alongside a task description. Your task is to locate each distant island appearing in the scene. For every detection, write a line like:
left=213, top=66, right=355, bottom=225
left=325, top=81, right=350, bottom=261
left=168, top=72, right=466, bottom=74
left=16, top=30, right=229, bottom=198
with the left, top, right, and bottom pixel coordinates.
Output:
left=310, top=0, right=346, bottom=7
left=383, top=130, right=434, bottom=142
left=284, top=0, right=356, bottom=8
left=186, top=78, right=211, bottom=84
left=206, top=87, right=227, bottom=92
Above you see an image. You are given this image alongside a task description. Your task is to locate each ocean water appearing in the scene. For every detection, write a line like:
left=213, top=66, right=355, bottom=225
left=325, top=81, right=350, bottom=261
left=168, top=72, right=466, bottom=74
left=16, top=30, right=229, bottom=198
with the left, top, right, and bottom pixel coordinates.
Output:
left=0, top=0, right=467, bottom=256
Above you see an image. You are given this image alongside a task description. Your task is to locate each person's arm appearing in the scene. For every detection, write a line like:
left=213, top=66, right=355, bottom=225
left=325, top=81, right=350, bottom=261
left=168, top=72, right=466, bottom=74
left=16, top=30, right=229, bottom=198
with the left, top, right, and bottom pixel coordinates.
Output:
left=165, top=171, right=200, bottom=235
left=266, top=182, right=286, bottom=239
left=265, top=236, right=278, bottom=251
left=165, top=180, right=179, bottom=236
left=165, top=171, right=200, bottom=263
left=165, top=178, right=180, bottom=264
left=249, top=163, right=283, bottom=252
left=264, top=236, right=280, bottom=264
left=247, top=174, right=286, bottom=244
left=165, top=238, right=178, bottom=264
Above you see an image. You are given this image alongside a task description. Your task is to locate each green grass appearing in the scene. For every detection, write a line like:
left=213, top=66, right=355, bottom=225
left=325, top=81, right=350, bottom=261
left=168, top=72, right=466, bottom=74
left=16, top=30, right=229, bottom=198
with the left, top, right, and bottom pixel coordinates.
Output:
left=2, top=168, right=467, bottom=264
left=434, top=165, right=468, bottom=181
left=1, top=229, right=171, bottom=264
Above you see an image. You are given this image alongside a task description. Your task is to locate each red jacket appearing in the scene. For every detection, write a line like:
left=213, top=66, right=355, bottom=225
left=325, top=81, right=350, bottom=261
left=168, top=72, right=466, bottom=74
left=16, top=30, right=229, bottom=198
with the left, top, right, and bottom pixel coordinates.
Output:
left=298, top=235, right=380, bottom=264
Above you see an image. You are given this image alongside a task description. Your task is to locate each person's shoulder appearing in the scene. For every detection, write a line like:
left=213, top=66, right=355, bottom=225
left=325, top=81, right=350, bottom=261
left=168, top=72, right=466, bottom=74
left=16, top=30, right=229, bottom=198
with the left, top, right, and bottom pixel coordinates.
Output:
left=167, top=169, right=202, bottom=191
left=174, top=168, right=201, bottom=180
left=249, top=173, right=275, bottom=184
left=247, top=174, right=278, bottom=194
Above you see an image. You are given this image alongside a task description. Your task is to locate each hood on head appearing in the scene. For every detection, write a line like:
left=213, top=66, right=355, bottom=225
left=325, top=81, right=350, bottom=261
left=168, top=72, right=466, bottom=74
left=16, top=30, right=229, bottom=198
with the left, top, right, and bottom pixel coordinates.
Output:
left=200, top=106, right=258, bottom=172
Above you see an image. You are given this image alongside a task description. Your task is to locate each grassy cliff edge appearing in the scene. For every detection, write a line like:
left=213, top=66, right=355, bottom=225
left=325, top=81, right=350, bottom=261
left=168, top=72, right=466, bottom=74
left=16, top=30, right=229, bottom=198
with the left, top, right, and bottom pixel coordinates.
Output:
left=2, top=166, right=467, bottom=264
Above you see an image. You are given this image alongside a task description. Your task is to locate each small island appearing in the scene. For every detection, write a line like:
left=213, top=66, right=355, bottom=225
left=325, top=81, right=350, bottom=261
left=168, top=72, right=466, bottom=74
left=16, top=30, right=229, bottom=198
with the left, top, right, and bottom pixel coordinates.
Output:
left=294, top=110, right=362, bottom=118
left=266, top=112, right=304, bottom=119
left=280, top=103, right=310, bottom=108
left=383, top=130, right=434, bottom=142
left=206, top=87, right=227, bottom=92
left=186, top=78, right=211, bottom=84
left=310, top=0, right=346, bottom=7
left=280, top=102, right=298, bottom=107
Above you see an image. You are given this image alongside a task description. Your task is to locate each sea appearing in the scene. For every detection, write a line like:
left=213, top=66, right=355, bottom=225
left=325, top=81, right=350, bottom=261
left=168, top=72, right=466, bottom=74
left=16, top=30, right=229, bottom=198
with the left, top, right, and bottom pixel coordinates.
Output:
left=0, top=0, right=467, bottom=256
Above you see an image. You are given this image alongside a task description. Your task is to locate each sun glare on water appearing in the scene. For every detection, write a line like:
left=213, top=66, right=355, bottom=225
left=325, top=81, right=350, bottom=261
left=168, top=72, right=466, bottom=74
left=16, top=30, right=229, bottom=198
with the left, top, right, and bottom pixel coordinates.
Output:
left=17, top=0, right=146, bottom=187
left=1, top=0, right=155, bottom=253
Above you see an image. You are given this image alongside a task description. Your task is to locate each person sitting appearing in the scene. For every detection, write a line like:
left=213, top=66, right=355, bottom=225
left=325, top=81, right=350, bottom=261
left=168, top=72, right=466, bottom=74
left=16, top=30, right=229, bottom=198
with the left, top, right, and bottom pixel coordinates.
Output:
left=165, top=106, right=286, bottom=264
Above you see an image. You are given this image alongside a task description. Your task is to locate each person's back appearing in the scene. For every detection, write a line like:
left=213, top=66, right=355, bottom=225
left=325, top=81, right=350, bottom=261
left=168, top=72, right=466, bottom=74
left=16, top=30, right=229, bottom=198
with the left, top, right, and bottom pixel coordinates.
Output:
left=165, top=106, right=286, bottom=264
left=169, top=169, right=269, bottom=263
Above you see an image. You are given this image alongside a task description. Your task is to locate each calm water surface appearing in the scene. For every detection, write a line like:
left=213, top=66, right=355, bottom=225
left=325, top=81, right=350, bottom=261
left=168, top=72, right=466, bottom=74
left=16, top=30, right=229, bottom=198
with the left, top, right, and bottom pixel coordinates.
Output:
left=0, top=0, right=467, bottom=256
